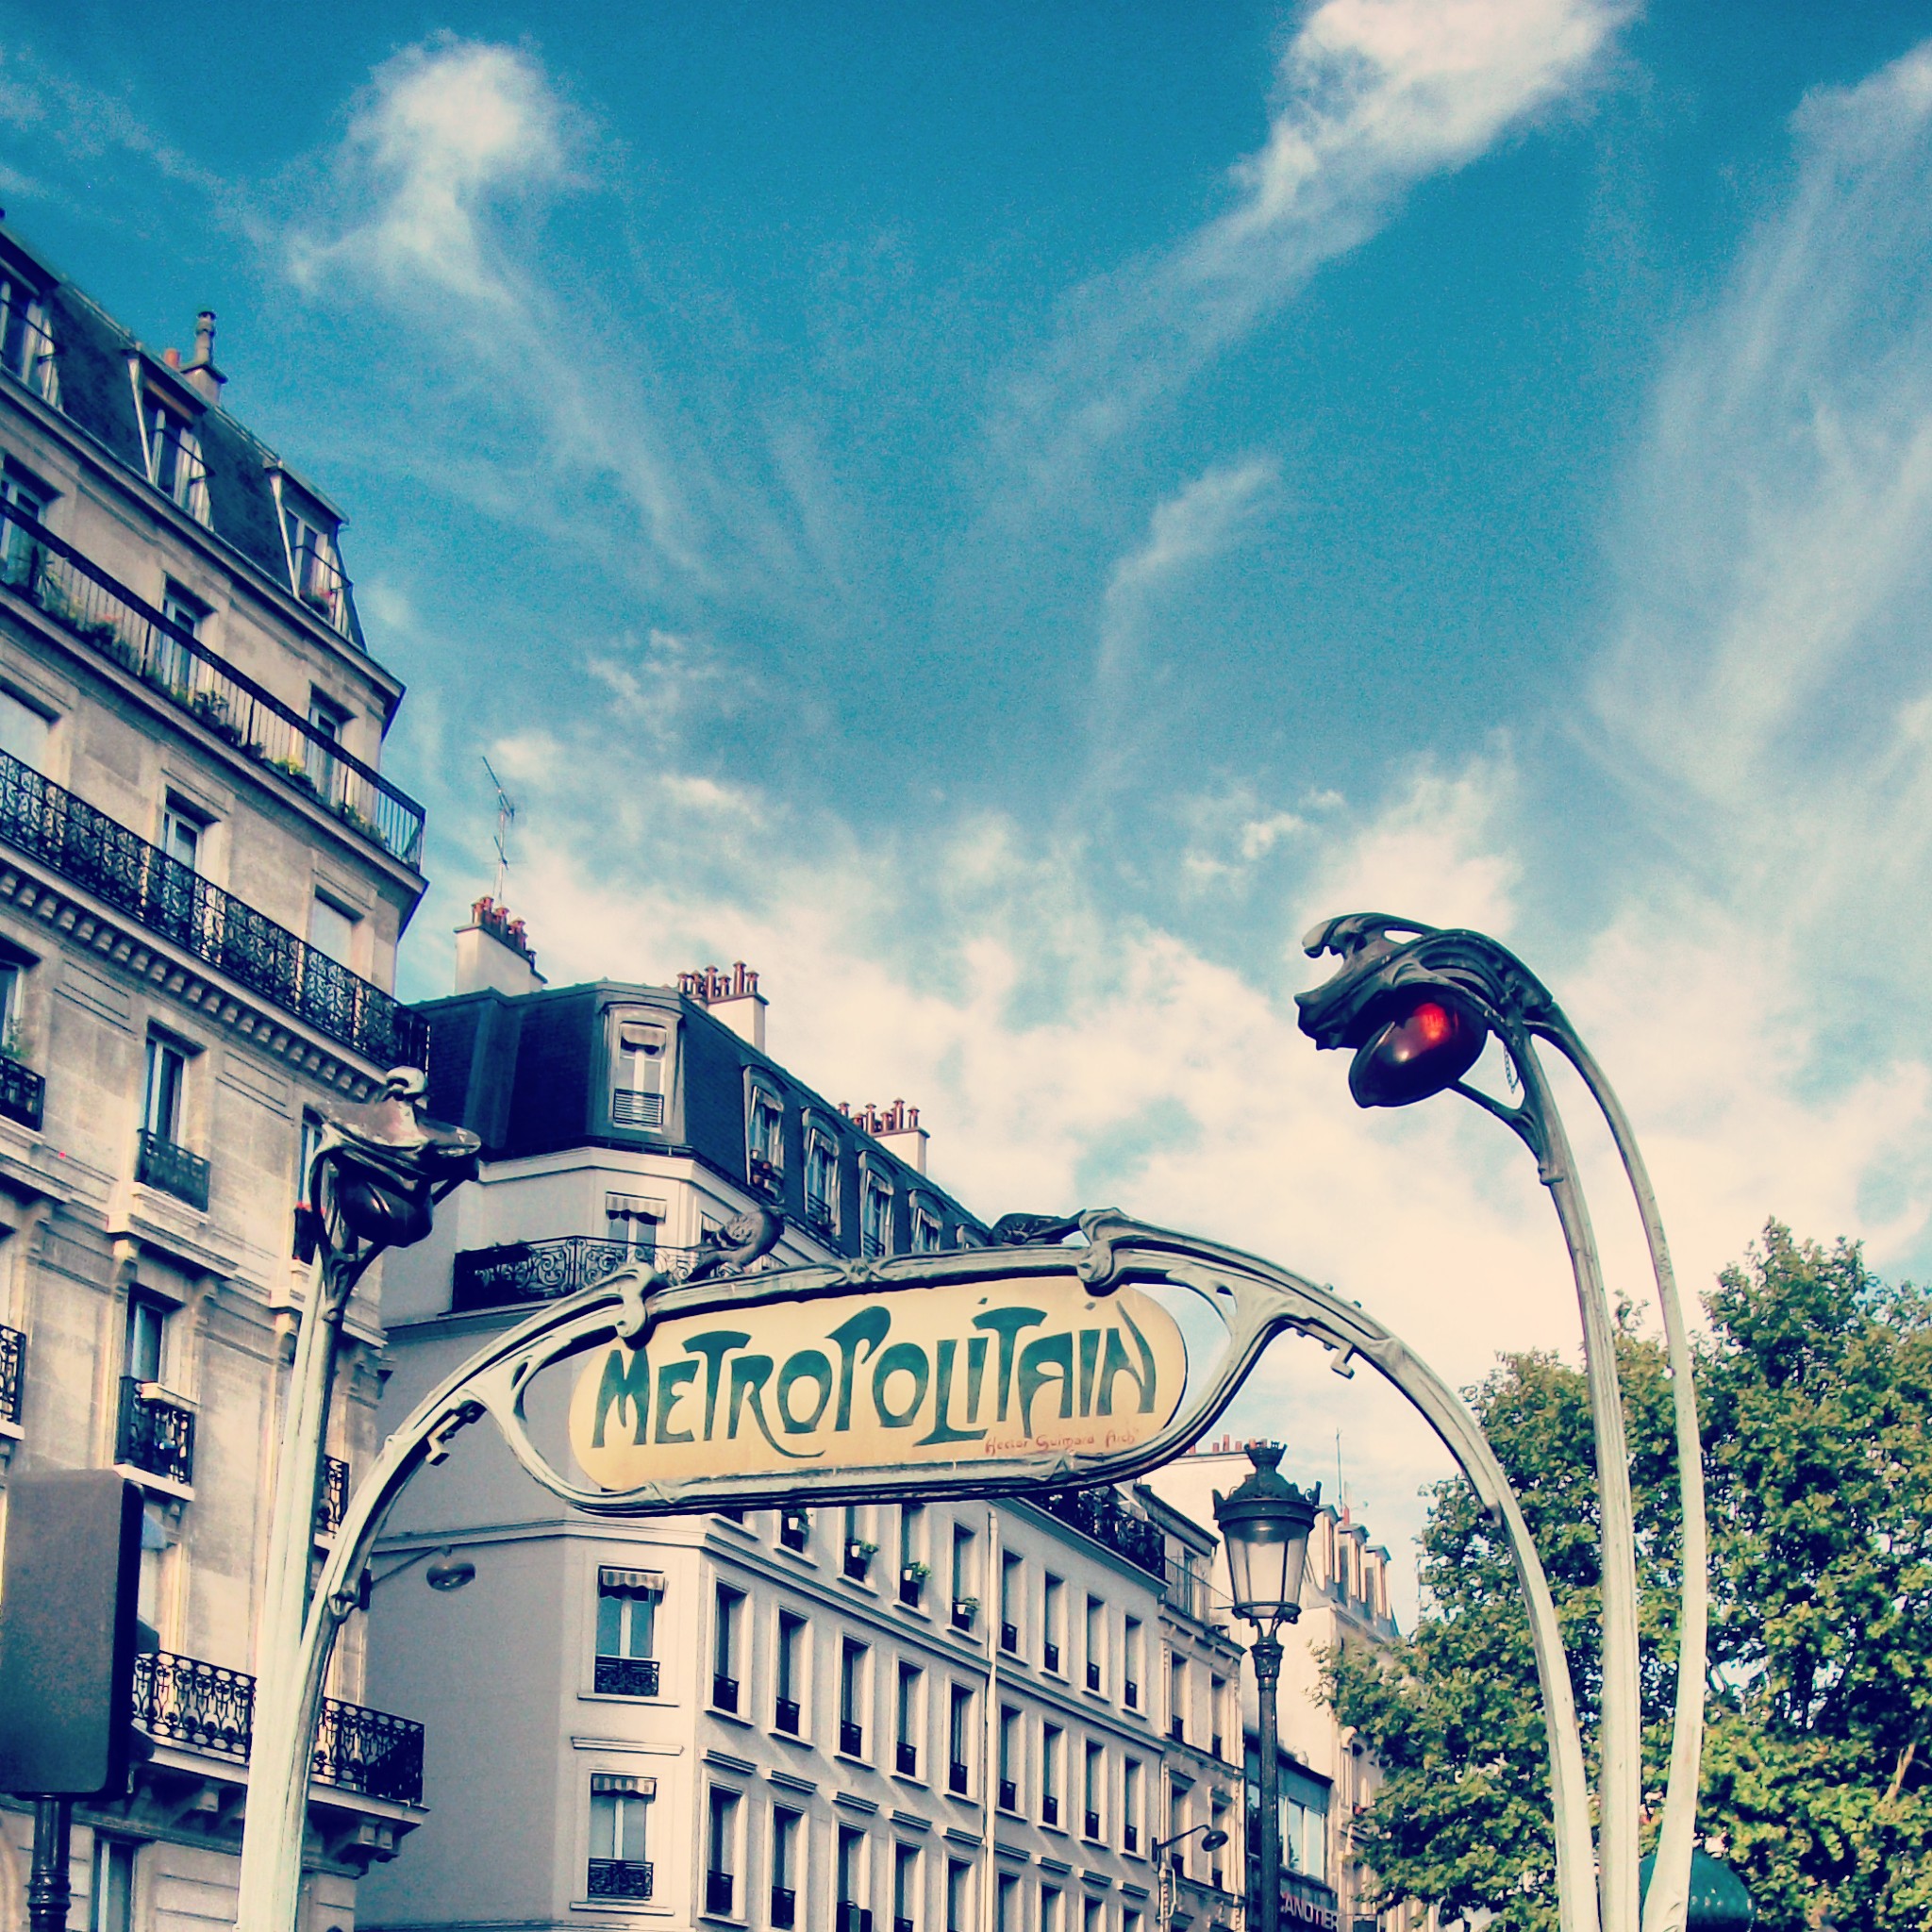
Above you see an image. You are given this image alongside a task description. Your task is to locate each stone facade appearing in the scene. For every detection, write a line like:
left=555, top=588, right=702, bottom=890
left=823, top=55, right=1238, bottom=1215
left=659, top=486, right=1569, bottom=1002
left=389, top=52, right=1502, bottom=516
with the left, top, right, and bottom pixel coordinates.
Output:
left=0, top=215, right=432, bottom=1931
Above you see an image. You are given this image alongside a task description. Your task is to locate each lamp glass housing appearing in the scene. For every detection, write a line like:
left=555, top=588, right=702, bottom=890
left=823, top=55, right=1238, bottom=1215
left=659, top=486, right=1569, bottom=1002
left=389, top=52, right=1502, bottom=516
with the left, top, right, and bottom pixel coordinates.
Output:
left=1213, top=1445, right=1320, bottom=1629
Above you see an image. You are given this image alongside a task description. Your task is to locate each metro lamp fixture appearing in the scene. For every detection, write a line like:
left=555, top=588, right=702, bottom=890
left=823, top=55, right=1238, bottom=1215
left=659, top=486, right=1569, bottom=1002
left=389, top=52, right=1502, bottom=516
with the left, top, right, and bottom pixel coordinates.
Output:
left=1213, top=1444, right=1320, bottom=1630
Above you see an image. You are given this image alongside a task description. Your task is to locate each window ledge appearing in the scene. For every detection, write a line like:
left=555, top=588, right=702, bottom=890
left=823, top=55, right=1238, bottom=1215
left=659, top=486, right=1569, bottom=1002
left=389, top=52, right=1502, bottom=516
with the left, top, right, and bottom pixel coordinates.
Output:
left=833, top=1750, right=873, bottom=1772
left=112, top=1461, right=193, bottom=1505
left=580, top=1690, right=676, bottom=1708
left=568, top=1900, right=670, bottom=1917
left=708, top=1707, right=753, bottom=1728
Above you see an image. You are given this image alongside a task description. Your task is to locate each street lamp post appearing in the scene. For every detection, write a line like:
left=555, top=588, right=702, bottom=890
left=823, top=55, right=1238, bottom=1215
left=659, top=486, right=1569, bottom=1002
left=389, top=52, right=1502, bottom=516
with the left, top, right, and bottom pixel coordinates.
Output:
left=1297, top=915, right=1709, bottom=1932
left=1213, top=1446, right=1320, bottom=1932
left=1152, top=1824, right=1229, bottom=1932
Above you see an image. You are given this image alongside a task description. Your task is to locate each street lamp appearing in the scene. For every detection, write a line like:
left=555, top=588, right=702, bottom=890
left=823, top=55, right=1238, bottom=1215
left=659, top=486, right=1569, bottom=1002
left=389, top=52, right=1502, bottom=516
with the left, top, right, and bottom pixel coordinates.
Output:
left=1213, top=1445, right=1320, bottom=1932
left=1298, top=914, right=1709, bottom=1932
left=1152, top=1824, right=1229, bottom=1932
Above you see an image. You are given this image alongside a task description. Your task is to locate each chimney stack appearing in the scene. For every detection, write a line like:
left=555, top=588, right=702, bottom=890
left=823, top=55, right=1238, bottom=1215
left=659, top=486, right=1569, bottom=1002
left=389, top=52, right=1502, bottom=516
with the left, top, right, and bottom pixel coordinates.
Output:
left=454, top=897, right=546, bottom=998
left=840, top=1098, right=929, bottom=1174
left=679, top=961, right=766, bottom=1052
left=182, top=310, right=225, bottom=406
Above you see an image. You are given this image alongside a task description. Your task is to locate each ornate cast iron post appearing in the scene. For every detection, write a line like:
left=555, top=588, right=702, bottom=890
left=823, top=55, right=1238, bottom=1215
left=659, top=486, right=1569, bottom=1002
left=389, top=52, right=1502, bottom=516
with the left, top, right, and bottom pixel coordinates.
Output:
left=1298, top=915, right=1708, bottom=1932
left=237, top=1069, right=477, bottom=1932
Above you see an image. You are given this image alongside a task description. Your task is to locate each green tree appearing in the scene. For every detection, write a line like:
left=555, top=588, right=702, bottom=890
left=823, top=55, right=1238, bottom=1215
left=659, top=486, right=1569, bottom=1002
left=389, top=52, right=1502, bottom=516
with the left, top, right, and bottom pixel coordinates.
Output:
left=1325, top=1225, right=1932, bottom=1931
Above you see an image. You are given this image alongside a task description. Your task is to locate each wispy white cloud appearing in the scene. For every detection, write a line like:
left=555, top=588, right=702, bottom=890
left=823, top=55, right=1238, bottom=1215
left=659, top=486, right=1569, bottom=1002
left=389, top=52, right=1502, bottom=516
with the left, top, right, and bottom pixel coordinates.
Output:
left=999, top=0, right=1632, bottom=492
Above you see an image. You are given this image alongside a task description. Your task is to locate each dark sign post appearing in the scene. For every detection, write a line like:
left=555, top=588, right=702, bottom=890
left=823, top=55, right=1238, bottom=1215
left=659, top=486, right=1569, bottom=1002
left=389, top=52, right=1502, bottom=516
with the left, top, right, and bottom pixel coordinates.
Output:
left=0, top=1471, right=143, bottom=1932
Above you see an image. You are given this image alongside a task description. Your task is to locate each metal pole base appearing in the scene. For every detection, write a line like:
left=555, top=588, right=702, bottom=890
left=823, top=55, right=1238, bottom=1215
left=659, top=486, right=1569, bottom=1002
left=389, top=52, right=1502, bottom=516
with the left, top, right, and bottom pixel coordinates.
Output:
left=28, top=1797, right=72, bottom=1932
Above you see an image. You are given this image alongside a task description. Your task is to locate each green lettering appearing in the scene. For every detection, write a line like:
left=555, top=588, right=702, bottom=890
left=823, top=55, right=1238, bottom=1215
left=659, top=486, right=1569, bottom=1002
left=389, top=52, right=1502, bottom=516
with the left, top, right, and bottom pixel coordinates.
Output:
left=729, top=1355, right=816, bottom=1460
left=973, top=1307, right=1046, bottom=1420
left=917, top=1338, right=988, bottom=1447
left=1096, top=1301, right=1159, bottom=1416
left=683, top=1329, right=751, bottom=1441
left=591, top=1344, right=651, bottom=1449
left=1077, top=1327, right=1101, bottom=1415
left=1017, top=1332, right=1074, bottom=1434
left=654, top=1358, right=699, bottom=1442
left=776, top=1348, right=834, bottom=1434
left=872, top=1341, right=930, bottom=1428
left=829, top=1307, right=891, bottom=1431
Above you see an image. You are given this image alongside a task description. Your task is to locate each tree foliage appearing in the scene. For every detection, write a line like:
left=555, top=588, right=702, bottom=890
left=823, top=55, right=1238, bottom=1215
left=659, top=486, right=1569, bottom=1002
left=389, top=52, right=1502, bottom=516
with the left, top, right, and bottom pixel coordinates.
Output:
left=1325, top=1225, right=1932, bottom=1931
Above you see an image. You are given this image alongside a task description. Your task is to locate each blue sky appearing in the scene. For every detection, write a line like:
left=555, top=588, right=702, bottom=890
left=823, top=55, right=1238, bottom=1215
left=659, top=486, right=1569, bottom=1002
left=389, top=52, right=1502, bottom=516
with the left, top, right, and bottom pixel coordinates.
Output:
left=8, top=2, right=1932, bottom=1599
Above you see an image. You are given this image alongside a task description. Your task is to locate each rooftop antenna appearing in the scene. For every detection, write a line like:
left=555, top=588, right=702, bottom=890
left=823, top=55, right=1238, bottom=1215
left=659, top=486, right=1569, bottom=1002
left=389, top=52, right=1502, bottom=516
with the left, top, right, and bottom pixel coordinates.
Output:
left=482, top=757, right=518, bottom=902
left=1336, top=1427, right=1347, bottom=1516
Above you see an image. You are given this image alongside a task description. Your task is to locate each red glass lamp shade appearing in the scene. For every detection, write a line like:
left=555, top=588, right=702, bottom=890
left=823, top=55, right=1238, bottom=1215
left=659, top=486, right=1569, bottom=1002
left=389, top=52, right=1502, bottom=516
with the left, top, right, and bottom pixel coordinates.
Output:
left=1346, top=986, right=1487, bottom=1109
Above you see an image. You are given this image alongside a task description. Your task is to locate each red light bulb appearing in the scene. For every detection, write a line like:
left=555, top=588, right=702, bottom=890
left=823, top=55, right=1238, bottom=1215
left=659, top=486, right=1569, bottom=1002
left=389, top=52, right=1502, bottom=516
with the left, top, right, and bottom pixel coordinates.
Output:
left=1347, top=988, right=1486, bottom=1108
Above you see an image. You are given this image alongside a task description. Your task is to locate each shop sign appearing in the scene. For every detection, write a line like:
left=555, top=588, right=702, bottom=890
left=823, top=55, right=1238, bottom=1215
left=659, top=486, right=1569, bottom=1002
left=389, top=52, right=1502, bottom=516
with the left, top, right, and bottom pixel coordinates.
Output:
left=569, top=1274, right=1187, bottom=1489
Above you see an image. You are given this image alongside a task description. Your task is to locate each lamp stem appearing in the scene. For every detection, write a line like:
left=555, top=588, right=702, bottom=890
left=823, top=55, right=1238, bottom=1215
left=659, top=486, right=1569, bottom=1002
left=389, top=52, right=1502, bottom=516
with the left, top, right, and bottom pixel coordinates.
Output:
left=1251, top=1628, right=1284, bottom=1932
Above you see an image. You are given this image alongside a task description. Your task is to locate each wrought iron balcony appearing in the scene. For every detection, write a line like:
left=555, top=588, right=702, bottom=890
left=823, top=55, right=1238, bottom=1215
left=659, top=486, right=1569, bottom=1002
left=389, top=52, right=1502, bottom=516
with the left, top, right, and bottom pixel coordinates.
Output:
left=897, top=1918, right=915, bottom=1932
left=1086, top=1809, right=1103, bottom=1839
left=774, top=1696, right=801, bottom=1735
left=1035, top=1486, right=1168, bottom=1580
left=1000, top=1621, right=1019, bottom=1654
left=839, top=1719, right=864, bottom=1757
left=0, top=1323, right=21, bottom=1425
left=836, top=1905, right=873, bottom=1932
left=898, top=1566, right=924, bottom=1606
left=1124, top=1824, right=1139, bottom=1854
left=0, top=510, right=424, bottom=866
left=0, top=1052, right=42, bottom=1129
left=1087, top=1661, right=1103, bottom=1691
left=948, top=1759, right=969, bottom=1795
left=1124, top=1677, right=1140, bottom=1709
left=136, top=1130, right=209, bottom=1210
left=706, top=1870, right=735, bottom=1914
left=117, top=1377, right=194, bottom=1485
left=1042, top=1794, right=1059, bottom=1827
left=1170, top=1716, right=1185, bottom=1743
left=315, top=1455, right=349, bottom=1538
left=1043, top=1641, right=1060, bottom=1674
left=771, top=1887, right=796, bottom=1928
left=0, top=750, right=426, bottom=1067
left=998, top=1777, right=1017, bottom=1811
left=712, top=1673, right=740, bottom=1713
left=951, top=1598, right=976, bottom=1632
left=129, top=1650, right=424, bottom=1802
left=588, top=1858, right=653, bottom=1900
left=595, top=1655, right=660, bottom=1698
left=450, top=1235, right=715, bottom=1313
left=843, top=1540, right=874, bottom=1581
left=132, top=1650, right=253, bottom=1758
left=895, top=1740, right=917, bottom=1776
left=312, top=1696, right=425, bottom=1804
left=780, top=1509, right=811, bottom=1553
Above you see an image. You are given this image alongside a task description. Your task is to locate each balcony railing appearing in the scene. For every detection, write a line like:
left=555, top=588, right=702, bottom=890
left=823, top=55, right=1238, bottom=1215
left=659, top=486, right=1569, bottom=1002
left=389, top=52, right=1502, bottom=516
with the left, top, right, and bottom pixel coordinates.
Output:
left=706, top=1871, right=735, bottom=1914
left=948, top=1759, right=969, bottom=1795
left=1042, top=1794, right=1059, bottom=1827
left=774, top=1696, right=801, bottom=1735
left=839, top=1719, right=864, bottom=1757
left=587, top=1858, right=653, bottom=1900
left=0, top=510, right=425, bottom=867
left=1043, top=1641, right=1060, bottom=1674
left=836, top=1906, right=873, bottom=1932
left=0, top=1324, right=21, bottom=1425
left=312, top=1697, right=425, bottom=1804
left=1124, top=1677, right=1140, bottom=1709
left=951, top=1598, right=977, bottom=1632
left=129, top=1650, right=424, bottom=1803
left=772, top=1887, right=796, bottom=1928
left=450, top=1236, right=708, bottom=1313
left=1085, top=1808, right=1103, bottom=1839
left=136, top=1130, right=209, bottom=1210
left=117, top=1377, right=194, bottom=1485
left=1036, top=1486, right=1168, bottom=1581
left=315, top=1455, right=349, bottom=1538
left=1124, top=1824, right=1139, bottom=1853
left=1000, top=1621, right=1019, bottom=1654
left=0, top=750, right=426, bottom=1068
left=898, top=1566, right=924, bottom=1606
left=1087, top=1661, right=1103, bottom=1691
left=595, top=1655, right=660, bottom=1698
left=0, top=1052, right=43, bottom=1129
left=780, top=1510, right=811, bottom=1553
left=712, top=1673, right=740, bottom=1713
left=896, top=1741, right=917, bottom=1776
left=843, top=1540, right=874, bottom=1582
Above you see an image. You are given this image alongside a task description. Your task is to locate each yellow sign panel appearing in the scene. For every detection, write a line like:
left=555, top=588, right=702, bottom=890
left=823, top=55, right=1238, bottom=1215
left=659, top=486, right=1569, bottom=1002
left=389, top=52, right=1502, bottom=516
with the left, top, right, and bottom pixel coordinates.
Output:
left=568, top=1276, right=1188, bottom=1490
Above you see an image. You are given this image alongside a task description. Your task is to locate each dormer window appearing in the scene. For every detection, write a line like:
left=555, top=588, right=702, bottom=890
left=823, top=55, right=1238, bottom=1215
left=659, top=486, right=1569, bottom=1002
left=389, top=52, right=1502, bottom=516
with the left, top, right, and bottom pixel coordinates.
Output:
left=803, top=1122, right=840, bottom=1235
left=0, top=276, right=57, bottom=404
left=612, top=1018, right=669, bottom=1129
left=284, top=505, right=347, bottom=632
left=909, top=1199, right=942, bottom=1255
left=859, top=1166, right=893, bottom=1259
left=141, top=398, right=208, bottom=521
left=746, top=1080, right=784, bottom=1194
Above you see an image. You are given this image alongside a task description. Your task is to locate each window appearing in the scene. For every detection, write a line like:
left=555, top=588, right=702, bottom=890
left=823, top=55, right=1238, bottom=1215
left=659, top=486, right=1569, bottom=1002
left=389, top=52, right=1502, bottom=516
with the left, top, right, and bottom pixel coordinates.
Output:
left=308, top=895, right=356, bottom=968
left=590, top=1775, right=652, bottom=1884
left=1041, top=1724, right=1062, bottom=1826
left=837, top=1824, right=866, bottom=1917
left=1123, top=1617, right=1143, bottom=1709
left=1086, top=1596, right=1106, bottom=1692
left=859, top=1167, right=893, bottom=1257
left=909, top=1201, right=942, bottom=1254
left=606, top=1192, right=662, bottom=1260
left=840, top=1640, right=868, bottom=1756
left=996, top=1875, right=1017, bottom=1932
left=613, top=1019, right=669, bottom=1129
left=896, top=1662, right=922, bottom=1776
left=0, top=957, right=21, bottom=1059
left=707, top=1787, right=740, bottom=1914
left=159, top=582, right=207, bottom=640
left=90, top=1838, right=135, bottom=1932
left=162, top=797, right=207, bottom=873
left=1084, top=1902, right=1104, bottom=1932
left=142, top=1036, right=188, bottom=1146
left=1041, top=1889, right=1061, bottom=1932
left=0, top=275, right=56, bottom=401
left=1210, top=1674, right=1226, bottom=1756
left=999, top=1553, right=1021, bottom=1653
left=0, top=686, right=50, bottom=770
left=775, top=1609, right=805, bottom=1733
left=748, top=1083, right=784, bottom=1189
left=595, top=1570, right=659, bottom=1697
left=1124, top=1759, right=1144, bottom=1854
left=142, top=398, right=208, bottom=520
left=1124, top=1914, right=1143, bottom=1932
left=946, top=1860, right=971, bottom=1932
left=136, top=1500, right=171, bottom=1636
left=894, top=1843, right=919, bottom=1932
left=951, top=1524, right=976, bottom=1625
left=125, top=1292, right=168, bottom=1386
left=1084, top=1741, right=1105, bottom=1839
left=804, top=1124, right=840, bottom=1231
left=998, top=1707, right=1019, bottom=1808
left=1168, top=1783, right=1190, bottom=1867
left=1169, top=1656, right=1187, bottom=1743
left=286, top=508, right=345, bottom=627
left=304, top=691, right=349, bottom=800
left=1042, top=1574, right=1063, bottom=1673
left=947, top=1685, right=973, bottom=1794
left=772, top=1807, right=802, bottom=1927
left=713, top=1585, right=742, bottom=1711
left=898, top=1503, right=924, bottom=1602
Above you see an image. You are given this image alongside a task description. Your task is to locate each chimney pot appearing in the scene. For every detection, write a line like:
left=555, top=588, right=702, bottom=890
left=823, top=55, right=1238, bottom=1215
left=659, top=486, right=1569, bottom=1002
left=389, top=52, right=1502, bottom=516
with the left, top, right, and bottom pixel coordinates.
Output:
left=183, top=308, right=226, bottom=405
left=163, top=347, right=182, bottom=369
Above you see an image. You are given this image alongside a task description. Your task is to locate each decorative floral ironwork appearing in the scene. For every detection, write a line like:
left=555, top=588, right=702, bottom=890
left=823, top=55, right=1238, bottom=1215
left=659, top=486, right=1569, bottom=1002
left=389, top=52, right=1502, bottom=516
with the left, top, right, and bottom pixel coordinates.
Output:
left=136, top=1129, right=209, bottom=1209
left=315, top=1456, right=349, bottom=1538
left=312, top=1697, right=425, bottom=1805
left=1034, top=1486, right=1168, bottom=1581
left=0, top=509, right=425, bottom=866
left=0, top=1051, right=42, bottom=1129
left=0, top=1323, right=23, bottom=1424
left=117, top=1376, right=194, bottom=1484
left=588, top=1859, right=654, bottom=1900
left=593, top=1655, right=660, bottom=1697
left=0, top=749, right=426, bottom=1068
left=449, top=1235, right=784, bottom=1312
left=133, top=1651, right=254, bottom=1758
